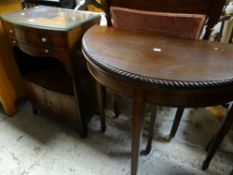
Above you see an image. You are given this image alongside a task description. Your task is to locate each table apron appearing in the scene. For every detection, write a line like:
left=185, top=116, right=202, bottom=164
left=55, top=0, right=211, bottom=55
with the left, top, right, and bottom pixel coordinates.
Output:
left=87, top=62, right=233, bottom=108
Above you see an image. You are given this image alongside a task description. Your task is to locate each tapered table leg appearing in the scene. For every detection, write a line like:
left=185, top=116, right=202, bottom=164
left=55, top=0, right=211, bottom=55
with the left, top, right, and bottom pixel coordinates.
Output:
left=141, top=105, right=157, bottom=155
left=96, top=82, right=106, bottom=132
left=131, top=90, right=145, bottom=175
left=202, top=105, right=233, bottom=170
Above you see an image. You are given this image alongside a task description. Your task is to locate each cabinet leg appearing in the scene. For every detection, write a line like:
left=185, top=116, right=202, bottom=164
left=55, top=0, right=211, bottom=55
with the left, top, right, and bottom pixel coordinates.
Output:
left=96, top=82, right=106, bottom=132
left=79, top=125, right=88, bottom=138
left=202, top=105, right=233, bottom=170
left=113, top=94, right=120, bottom=118
left=1, top=100, right=17, bottom=117
left=31, top=104, right=40, bottom=115
left=131, top=90, right=145, bottom=175
left=70, top=57, right=90, bottom=138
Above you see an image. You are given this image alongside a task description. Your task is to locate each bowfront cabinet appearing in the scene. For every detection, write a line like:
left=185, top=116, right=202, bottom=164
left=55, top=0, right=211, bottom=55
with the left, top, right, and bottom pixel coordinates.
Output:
left=1, top=6, right=101, bottom=137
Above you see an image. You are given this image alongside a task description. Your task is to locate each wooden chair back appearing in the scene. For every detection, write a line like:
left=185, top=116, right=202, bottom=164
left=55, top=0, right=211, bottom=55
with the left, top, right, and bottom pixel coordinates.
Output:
left=96, top=0, right=225, bottom=39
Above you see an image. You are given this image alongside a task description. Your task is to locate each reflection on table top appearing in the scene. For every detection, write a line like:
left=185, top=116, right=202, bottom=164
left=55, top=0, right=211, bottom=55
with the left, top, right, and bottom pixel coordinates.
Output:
left=1, top=5, right=101, bottom=31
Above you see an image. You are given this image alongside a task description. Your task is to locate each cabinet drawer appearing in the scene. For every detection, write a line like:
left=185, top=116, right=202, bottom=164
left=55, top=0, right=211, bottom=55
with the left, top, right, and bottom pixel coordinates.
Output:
left=14, top=25, right=67, bottom=48
left=17, top=42, right=59, bottom=57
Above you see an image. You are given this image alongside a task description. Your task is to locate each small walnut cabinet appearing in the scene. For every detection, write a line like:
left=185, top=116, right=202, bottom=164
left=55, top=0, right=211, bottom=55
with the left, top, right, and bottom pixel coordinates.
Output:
left=1, top=6, right=101, bottom=137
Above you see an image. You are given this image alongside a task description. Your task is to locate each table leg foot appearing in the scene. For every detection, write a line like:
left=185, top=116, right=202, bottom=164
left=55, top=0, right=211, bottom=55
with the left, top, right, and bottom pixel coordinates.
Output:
left=140, top=146, right=151, bottom=156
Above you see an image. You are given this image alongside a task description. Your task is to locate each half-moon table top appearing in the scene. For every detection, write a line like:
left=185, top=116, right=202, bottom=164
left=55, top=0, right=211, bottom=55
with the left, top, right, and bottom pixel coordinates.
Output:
left=82, top=25, right=233, bottom=88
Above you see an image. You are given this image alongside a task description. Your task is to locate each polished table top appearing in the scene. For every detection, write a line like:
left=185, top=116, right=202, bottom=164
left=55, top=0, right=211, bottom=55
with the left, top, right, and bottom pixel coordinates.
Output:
left=82, top=26, right=233, bottom=88
left=1, top=5, right=100, bottom=31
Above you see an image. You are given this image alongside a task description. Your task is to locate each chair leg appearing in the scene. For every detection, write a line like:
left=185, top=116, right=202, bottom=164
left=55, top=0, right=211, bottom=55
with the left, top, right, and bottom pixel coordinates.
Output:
left=96, top=82, right=106, bottom=132
left=202, top=104, right=233, bottom=170
left=169, top=107, right=185, bottom=139
left=141, top=105, right=157, bottom=155
left=131, top=90, right=145, bottom=175
left=205, top=137, right=214, bottom=152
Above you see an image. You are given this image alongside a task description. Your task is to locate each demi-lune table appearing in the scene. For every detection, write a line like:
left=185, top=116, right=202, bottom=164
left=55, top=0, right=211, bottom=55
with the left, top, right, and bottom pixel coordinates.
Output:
left=82, top=25, right=233, bottom=175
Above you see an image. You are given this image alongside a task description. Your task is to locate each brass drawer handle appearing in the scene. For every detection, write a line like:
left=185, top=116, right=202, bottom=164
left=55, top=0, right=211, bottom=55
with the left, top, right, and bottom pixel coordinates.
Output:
left=42, top=37, right=47, bottom=43
left=12, top=40, right=16, bottom=44
left=9, top=29, right=14, bottom=34
left=44, top=49, right=49, bottom=53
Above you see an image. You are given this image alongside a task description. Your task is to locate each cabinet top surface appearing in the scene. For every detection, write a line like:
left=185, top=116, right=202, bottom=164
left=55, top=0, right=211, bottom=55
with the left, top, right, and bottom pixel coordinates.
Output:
left=1, top=6, right=100, bottom=31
